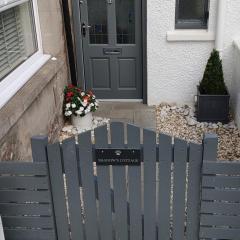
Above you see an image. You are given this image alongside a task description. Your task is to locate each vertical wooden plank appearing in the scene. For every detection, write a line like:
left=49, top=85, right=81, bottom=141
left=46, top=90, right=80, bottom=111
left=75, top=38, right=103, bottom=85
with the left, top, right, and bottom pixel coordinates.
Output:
left=127, top=124, right=142, bottom=240
left=47, top=143, right=70, bottom=240
left=186, top=143, right=203, bottom=240
left=31, top=136, right=57, bottom=240
left=172, top=138, right=188, bottom=240
left=95, top=125, right=113, bottom=240
left=143, top=129, right=156, bottom=240
left=203, top=134, right=218, bottom=161
left=62, top=138, right=84, bottom=240
left=158, top=133, right=172, bottom=240
left=78, top=131, right=98, bottom=240
left=111, top=122, right=128, bottom=240
left=31, top=136, right=48, bottom=162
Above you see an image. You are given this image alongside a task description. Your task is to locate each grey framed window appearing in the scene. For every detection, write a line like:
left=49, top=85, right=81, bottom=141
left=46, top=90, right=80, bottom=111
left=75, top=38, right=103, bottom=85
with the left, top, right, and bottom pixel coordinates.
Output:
left=175, top=0, right=209, bottom=29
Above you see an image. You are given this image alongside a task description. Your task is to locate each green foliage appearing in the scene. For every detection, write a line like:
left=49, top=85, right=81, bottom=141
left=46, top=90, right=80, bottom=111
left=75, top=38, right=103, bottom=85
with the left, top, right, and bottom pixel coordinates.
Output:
left=199, top=49, right=228, bottom=95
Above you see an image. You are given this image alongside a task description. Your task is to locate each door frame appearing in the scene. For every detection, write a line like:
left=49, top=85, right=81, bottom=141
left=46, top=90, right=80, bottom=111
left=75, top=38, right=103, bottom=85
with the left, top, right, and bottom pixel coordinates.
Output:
left=71, top=0, right=147, bottom=104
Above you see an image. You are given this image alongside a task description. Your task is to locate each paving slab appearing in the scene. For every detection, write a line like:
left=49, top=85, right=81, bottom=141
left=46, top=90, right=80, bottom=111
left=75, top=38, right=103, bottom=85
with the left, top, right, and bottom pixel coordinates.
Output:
left=93, top=102, right=156, bottom=130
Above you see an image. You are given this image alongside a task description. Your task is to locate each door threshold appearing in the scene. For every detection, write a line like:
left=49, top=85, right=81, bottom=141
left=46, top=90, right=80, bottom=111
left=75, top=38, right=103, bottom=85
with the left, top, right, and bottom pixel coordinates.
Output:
left=98, top=99, right=143, bottom=103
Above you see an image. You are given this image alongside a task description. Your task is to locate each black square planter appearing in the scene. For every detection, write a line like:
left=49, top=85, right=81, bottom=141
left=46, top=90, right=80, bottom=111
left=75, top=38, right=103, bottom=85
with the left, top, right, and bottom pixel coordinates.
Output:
left=197, top=88, right=230, bottom=123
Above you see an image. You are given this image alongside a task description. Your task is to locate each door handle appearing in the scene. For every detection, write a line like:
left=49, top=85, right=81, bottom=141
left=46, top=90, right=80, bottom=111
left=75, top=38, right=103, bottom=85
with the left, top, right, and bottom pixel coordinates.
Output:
left=81, top=23, right=91, bottom=37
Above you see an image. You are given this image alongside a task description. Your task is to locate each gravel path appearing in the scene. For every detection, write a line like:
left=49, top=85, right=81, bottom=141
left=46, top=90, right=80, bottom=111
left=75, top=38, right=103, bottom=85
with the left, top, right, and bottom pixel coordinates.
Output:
left=156, top=104, right=240, bottom=160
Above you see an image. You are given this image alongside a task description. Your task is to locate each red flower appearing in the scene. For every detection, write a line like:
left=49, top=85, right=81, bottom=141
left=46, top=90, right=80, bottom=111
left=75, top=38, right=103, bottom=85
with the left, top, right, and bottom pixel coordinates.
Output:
left=68, top=84, right=74, bottom=88
left=83, top=96, right=90, bottom=102
left=66, top=92, right=74, bottom=98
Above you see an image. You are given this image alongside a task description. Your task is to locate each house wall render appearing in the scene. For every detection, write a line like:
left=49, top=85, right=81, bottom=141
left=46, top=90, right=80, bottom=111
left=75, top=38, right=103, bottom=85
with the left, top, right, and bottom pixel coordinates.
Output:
left=232, top=40, right=240, bottom=128
left=147, top=0, right=240, bottom=113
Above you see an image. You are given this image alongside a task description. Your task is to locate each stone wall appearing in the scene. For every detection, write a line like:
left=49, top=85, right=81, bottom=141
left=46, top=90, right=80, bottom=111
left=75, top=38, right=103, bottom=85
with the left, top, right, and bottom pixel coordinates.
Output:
left=0, top=0, right=69, bottom=161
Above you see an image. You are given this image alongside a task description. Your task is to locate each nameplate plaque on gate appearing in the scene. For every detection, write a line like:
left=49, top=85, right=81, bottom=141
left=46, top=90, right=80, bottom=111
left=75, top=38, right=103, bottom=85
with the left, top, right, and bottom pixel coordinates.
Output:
left=95, top=149, right=141, bottom=166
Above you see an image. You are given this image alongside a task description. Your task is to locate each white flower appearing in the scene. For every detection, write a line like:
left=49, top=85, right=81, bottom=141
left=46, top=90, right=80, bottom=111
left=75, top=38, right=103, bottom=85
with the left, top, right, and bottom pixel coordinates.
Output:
left=79, top=107, right=84, bottom=111
left=90, top=103, right=94, bottom=107
left=82, top=101, right=87, bottom=107
left=81, top=92, right=85, bottom=96
left=75, top=110, right=82, bottom=115
left=66, top=103, right=71, bottom=109
left=64, top=110, right=72, bottom=116
left=92, top=95, right=96, bottom=99
left=72, top=103, right=76, bottom=108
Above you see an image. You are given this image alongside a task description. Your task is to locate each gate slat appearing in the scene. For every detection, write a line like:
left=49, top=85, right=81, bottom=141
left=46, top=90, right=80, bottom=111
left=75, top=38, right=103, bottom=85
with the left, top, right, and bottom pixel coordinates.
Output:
left=202, top=188, right=240, bottom=201
left=0, top=190, right=51, bottom=203
left=47, top=143, right=70, bottom=240
left=201, top=214, right=240, bottom=228
left=143, top=129, right=156, bottom=240
left=158, top=133, right=172, bottom=240
left=202, top=175, right=240, bottom=188
left=62, top=138, right=84, bottom=240
left=202, top=161, right=240, bottom=175
left=2, top=216, right=54, bottom=228
left=201, top=201, right=240, bottom=215
left=200, top=227, right=240, bottom=240
left=4, top=229, right=56, bottom=240
left=172, top=138, right=188, bottom=240
left=0, top=176, right=49, bottom=189
left=127, top=124, right=142, bottom=240
left=95, top=125, right=113, bottom=240
left=0, top=203, right=52, bottom=216
left=0, top=162, right=48, bottom=175
left=186, top=143, right=203, bottom=240
left=78, top=131, right=99, bottom=240
left=111, top=122, right=128, bottom=240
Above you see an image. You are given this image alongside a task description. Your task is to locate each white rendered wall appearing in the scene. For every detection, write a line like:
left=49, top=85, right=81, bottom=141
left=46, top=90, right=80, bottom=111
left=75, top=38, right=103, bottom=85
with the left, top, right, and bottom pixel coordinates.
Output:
left=147, top=0, right=240, bottom=106
left=232, top=40, right=240, bottom=127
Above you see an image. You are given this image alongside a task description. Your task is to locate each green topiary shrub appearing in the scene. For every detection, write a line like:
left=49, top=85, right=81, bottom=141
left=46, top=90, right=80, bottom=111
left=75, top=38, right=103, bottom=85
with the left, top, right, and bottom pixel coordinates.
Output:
left=199, top=49, right=228, bottom=95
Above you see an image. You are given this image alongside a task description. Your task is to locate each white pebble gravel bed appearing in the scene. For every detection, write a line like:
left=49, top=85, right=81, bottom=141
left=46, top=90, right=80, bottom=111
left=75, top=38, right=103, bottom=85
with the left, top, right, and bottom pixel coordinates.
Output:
left=156, top=104, right=240, bottom=161
left=59, top=116, right=110, bottom=142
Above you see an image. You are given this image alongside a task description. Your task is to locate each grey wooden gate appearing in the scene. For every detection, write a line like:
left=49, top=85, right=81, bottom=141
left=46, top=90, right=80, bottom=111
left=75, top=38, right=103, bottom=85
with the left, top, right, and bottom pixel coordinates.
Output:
left=1, top=122, right=240, bottom=240
left=200, top=161, right=240, bottom=239
left=0, top=136, right=69, bottom=240
left=46, top=122, right=205, bottom=240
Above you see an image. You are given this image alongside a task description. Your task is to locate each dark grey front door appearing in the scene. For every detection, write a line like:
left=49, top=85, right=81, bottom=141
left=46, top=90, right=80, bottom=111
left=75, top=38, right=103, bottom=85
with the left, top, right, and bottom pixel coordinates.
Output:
left=80, top=0, right=142, bottom=99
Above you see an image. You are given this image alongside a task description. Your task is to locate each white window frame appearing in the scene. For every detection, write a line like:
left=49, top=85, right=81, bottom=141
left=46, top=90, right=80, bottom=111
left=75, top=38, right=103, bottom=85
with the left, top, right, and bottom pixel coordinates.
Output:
left=0, top=216, right=4, bottom=240
left=0, top=0, right=51, bottom=109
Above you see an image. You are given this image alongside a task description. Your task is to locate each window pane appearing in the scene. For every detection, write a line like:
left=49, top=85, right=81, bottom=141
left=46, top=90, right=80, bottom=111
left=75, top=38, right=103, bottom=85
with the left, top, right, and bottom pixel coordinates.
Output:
left=88, top=0, right=108, bottom=44
left=116, top=0, right=135, bottom=44
left=178, top=0, right=205, bottom=20
left=0, top=1, right=37, bottom=81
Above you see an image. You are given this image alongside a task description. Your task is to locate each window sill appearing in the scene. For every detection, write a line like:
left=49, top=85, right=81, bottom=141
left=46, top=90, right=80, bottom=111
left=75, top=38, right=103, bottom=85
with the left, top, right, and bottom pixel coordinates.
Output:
left=166, top=30, right=215, bottom=42
left=0, top=53, right=66, bottom=140
left=0, top=52, right=51, bottom=109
